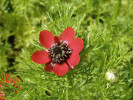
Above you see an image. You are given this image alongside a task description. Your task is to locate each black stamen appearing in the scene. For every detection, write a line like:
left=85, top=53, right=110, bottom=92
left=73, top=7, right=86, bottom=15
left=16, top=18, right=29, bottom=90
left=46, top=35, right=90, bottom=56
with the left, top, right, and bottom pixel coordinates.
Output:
left=49, top=42, right=72, bottom=64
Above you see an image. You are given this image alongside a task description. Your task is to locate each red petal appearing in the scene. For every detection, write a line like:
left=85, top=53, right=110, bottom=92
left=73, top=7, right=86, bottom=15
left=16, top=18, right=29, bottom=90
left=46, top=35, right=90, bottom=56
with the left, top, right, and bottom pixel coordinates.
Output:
left=14, top=90, right=18, bottom=93
left=44, top=63, right=54, bottom=72
left=39, top=30, right=55, bottom=49
left=53, top=63, right=69, bottom=76
left=54, top=36, right=60, bottom=44
left=1, top=74, right=12, bottom=84
left=14, top=77, right=19, bottom=83
left=6, top=74, right=12, bottom=83
left=12, top=77, right=19, bottom=85
left=0, top=92, right=5, bottom=99
left=69, top=38, right=84, bottom=54
left=19, top=86, right=22, bottom=90
left=67, top=53, right=80, bottom=67
left=61, top=27, right=75, bottom=45
left=31, top=51, right=51, bottom=64
left=12, top=80, right=17, bottom=84
left=12, top=78, right=18, bottom=85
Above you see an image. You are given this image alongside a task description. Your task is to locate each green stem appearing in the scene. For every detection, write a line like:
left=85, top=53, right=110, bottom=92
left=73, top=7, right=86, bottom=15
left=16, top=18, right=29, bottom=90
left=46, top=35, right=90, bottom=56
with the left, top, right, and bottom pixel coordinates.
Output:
left=65, top=76, right=68, bottom=100
left=112, top=0, right=121, bottom=23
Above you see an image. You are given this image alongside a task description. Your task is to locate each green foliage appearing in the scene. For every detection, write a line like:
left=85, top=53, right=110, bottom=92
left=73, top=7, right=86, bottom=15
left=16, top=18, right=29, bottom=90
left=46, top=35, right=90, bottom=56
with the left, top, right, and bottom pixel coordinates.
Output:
left=0, top=0, right=133, bottom=100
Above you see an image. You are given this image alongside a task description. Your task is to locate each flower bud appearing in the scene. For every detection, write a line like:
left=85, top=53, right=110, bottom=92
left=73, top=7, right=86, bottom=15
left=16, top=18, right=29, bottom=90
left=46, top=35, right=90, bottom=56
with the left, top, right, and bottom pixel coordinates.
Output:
left=105, top=69, right=118, bottom=82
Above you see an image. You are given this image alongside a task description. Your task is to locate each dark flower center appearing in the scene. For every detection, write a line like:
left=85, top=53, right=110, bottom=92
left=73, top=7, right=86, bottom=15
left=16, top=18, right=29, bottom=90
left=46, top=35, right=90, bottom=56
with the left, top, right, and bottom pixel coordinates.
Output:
left=49, top=42, right=72, bottom=64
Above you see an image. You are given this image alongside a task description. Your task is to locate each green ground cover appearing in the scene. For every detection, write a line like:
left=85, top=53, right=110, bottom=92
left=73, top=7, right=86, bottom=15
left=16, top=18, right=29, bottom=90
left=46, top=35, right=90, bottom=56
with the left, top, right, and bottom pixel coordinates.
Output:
left=0, top=0, right=133, bottom=99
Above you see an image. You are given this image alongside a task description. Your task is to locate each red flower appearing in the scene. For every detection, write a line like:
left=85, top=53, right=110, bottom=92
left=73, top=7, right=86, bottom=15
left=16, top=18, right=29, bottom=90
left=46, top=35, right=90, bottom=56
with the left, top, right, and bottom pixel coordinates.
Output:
left=0, top=74, right=22, bottom=100
left=31, top=27, right=84, bottom=76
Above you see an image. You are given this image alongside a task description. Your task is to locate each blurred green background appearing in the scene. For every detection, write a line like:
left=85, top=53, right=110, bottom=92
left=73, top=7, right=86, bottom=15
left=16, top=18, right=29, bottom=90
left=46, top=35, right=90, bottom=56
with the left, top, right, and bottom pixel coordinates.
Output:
left=0, top=0, right=133, bottom=73
left=0, top=0, right=133, bottom=99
